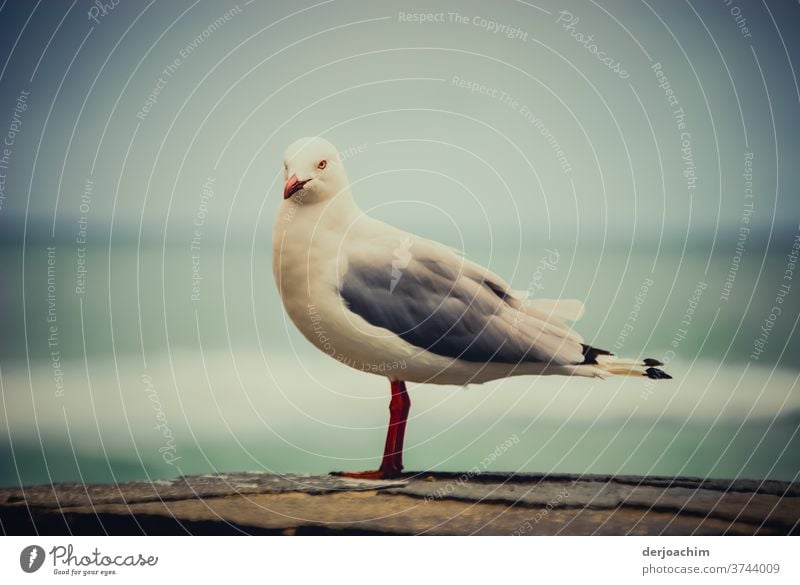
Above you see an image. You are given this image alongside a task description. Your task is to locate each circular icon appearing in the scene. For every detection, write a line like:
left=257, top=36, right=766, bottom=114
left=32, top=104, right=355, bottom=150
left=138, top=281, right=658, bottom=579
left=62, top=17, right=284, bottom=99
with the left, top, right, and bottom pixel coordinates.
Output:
left=19, top=545, right=45, bottom=573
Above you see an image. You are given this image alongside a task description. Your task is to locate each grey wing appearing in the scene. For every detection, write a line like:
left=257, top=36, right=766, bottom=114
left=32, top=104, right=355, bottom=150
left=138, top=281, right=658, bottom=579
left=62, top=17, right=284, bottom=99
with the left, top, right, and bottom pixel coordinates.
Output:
left=339, top=245, right=581, bottom=365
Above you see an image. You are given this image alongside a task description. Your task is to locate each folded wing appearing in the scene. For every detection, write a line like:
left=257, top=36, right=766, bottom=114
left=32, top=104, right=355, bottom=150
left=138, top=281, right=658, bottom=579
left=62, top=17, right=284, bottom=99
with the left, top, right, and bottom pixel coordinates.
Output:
left=339, top=239, right=585, bottom=365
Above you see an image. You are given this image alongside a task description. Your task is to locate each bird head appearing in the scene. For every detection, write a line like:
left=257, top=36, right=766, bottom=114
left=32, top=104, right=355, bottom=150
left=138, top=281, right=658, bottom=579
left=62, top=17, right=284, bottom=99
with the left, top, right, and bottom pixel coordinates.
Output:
left=282, top=137, right=349, bottom=203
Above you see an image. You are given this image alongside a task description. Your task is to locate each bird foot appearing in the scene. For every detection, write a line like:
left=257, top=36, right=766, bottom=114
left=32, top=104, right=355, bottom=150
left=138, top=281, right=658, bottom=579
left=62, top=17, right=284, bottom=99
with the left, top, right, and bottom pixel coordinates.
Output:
left=332, top=468, right=403, bottom=480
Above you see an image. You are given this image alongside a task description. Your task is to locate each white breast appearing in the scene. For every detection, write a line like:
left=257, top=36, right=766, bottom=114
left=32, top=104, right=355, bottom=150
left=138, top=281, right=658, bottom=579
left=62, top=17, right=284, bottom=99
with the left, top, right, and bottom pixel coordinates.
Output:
left=273, top=197, right=421, bottom=379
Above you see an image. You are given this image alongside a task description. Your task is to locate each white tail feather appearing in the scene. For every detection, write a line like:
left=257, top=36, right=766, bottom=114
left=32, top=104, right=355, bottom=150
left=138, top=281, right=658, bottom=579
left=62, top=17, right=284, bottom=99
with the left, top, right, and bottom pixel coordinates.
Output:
left=594, top=355, right=671, bottom=379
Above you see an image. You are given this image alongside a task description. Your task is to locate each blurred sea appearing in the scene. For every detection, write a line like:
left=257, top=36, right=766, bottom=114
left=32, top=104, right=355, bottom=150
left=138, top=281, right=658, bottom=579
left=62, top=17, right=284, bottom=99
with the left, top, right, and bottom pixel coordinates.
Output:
left=1, top=225, right=798, bottom=486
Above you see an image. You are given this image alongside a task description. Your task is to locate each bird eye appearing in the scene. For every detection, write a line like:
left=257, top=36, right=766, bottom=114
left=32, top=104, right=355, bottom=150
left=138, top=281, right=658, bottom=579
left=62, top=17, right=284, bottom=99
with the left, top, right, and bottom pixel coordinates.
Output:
left=318, top=160, right=327, bottom=170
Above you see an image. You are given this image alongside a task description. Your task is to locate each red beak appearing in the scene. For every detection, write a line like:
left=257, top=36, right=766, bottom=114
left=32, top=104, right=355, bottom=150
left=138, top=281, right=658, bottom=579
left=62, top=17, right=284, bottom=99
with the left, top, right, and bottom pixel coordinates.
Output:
left=283, top=175, right=308, bottom=199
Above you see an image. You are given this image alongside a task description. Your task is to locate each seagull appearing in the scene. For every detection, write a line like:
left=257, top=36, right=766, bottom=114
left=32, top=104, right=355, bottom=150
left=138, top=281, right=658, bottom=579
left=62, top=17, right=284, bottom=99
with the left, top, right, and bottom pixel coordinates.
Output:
left=273, top=136, right=671, bottom=479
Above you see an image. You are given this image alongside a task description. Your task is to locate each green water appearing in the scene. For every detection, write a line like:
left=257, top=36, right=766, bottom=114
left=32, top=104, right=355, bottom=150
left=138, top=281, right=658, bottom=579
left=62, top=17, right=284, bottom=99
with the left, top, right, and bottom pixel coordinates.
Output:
left=1, top=229, right=799, bottom=486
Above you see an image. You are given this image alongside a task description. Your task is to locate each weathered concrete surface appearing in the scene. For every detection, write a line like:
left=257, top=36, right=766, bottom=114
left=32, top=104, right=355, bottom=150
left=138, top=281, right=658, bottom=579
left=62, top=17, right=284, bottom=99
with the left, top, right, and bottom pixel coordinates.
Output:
left=1, top=472, right=797, bottom=535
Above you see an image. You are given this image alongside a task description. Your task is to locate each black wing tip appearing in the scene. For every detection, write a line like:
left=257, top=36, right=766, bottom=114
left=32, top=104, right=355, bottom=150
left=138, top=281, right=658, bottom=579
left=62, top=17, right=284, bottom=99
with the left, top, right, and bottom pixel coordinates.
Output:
left=644, top=358, right=664, bottom=367
left=645, top=367, right=672, bottom=380
left=581, top=344, right=614, bottom=365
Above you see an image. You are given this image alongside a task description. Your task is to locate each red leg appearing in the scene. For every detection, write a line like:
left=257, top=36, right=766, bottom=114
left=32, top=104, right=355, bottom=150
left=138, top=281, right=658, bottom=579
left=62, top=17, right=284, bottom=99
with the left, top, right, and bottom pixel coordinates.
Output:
left=379, top=380, right=410, bottom=474
left=336, top=380, right=410, bottom=479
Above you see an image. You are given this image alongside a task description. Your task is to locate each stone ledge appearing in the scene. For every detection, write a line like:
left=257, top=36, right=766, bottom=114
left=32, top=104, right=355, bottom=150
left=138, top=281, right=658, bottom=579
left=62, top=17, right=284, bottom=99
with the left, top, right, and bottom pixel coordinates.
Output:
left=1, top=472, right=797, bottom=535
